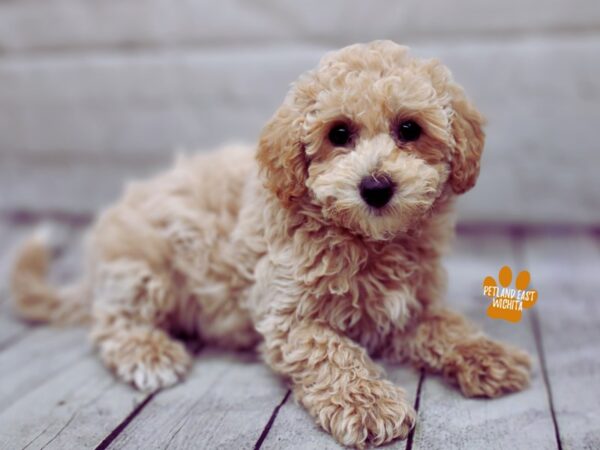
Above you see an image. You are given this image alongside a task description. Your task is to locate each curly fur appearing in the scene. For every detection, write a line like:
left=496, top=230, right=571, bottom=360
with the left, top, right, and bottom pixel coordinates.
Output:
left=11, top=41, right=530, bottom=448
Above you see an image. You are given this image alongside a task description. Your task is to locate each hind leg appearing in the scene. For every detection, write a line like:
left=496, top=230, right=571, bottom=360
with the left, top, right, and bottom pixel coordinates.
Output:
left=91, top=259, right=192, bottom=392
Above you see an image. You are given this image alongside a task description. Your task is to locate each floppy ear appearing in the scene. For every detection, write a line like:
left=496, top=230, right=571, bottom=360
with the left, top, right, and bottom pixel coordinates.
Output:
left=256, top=96, right=308, bottom=207
left=448, top=84, right=486, bottom=194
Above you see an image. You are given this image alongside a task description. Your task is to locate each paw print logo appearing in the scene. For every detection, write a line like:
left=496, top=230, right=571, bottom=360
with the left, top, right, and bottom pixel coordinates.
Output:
left=482, top=266, right=538, bottom=323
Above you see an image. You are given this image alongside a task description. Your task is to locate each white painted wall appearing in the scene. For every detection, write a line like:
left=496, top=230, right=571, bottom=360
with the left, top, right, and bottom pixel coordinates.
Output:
left=0, top=0, right=598, bottom=225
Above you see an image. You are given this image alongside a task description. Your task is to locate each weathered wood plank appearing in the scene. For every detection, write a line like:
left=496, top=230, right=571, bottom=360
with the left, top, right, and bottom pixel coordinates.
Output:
left=0, top=0, right=598, bottom=53
left=411, top=233, right=557, bottom=449
left=522, top=232, right=600, bottom=449
left=0, top=217, right=149, bottom=449
left=0, top=328, right=91, bottom=413
left=260, top=366, right=420, bottom=449
left=0, top=230, right=591, bottom=448
left=0, top=309, right=28, bottom=353
left=106, top=350, right=288, bottom=449
left=0, top=222, right=156, bottom=450
left=0, top=353, right=146, bottom=450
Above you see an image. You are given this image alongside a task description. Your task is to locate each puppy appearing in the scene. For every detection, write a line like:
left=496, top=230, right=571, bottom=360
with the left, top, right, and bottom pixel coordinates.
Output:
left=11, top=41, right=531, bottom=448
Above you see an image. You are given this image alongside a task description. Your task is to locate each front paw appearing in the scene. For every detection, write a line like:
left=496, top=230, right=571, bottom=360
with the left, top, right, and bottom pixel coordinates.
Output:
left=314, top=379, right=416, bottom=448
left=444, top=338, right=531, bottom=398
left=102, top=329, right=192, bottom=392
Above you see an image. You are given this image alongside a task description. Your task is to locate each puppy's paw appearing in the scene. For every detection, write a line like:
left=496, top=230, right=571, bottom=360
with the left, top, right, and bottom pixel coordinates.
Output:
left=318, top=379, right=416, bottom=448
left=444, top=338, right=531, bottom=398
left=106, top=329, right=192, bottom=392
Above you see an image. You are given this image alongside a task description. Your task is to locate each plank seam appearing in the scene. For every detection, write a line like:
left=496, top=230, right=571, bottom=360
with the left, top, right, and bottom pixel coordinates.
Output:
left=405, top=370, right=425, bottom=450
left=253, top=389, right=291, bottom=450
left=530, top=310, right=563, bottom=450
left=94, top=393, right=155, bottom=450
left=513, top=231, right=563, bottom=450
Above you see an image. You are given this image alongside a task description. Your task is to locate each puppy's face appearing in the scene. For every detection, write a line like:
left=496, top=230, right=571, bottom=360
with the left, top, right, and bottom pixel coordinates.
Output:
left=258, top=41, right=485, bottom=240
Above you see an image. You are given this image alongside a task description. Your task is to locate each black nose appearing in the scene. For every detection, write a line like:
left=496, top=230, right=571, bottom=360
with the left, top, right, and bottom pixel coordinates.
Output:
left=359, top=175, right=395, bottom=208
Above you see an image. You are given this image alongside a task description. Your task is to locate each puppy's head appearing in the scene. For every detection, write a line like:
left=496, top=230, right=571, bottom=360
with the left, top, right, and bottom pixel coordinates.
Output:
left=257, top=40, right=485, bottom=240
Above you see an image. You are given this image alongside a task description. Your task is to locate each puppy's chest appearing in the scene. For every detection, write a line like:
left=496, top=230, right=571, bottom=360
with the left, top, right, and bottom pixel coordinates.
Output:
left=299, top=243, right=423, bottom=350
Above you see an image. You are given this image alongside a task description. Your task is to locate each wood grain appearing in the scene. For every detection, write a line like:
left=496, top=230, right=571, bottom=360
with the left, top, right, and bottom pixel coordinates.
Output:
left=0, top=328, right=91, bottom=413
left=106, top=350, right=288, bottom=449
left=522, top=232, right=600, bottom=449
left=0, top=221, right=150, bottom=449
left=0, top=352, right=146, bottom=450
left=411, top=233, right=557, bottom=450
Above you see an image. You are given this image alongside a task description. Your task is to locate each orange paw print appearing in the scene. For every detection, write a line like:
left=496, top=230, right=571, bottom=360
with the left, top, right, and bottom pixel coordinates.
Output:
left=482, top=266, right=538, bottom=323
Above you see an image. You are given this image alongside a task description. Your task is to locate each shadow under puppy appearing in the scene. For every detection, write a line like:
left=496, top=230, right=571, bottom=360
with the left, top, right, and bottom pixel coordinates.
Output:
left=12, top=40, right=531, bottom=448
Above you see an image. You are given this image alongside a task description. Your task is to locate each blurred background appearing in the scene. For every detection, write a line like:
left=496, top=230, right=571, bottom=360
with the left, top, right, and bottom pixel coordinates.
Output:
left=0, top=0, right=598, bottom=227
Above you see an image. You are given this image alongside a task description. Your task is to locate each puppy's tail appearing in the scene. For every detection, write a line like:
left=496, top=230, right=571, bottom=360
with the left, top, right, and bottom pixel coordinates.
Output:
left=10, top=227, right=90, bottom=325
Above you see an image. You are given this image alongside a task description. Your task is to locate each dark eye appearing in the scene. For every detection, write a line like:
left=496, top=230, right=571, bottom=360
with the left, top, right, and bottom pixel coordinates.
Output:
left=328, top=123, right=352, bottom=147
left=397, top=120, right=422, bottom=142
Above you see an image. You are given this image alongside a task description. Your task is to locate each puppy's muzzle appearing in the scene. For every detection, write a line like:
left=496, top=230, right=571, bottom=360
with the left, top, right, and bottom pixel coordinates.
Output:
left=359, top=175, right=395, bottom=208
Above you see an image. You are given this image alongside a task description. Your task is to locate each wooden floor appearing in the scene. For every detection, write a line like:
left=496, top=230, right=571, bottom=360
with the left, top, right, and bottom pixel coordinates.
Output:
left=0, top=222, right=598, bottom=450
